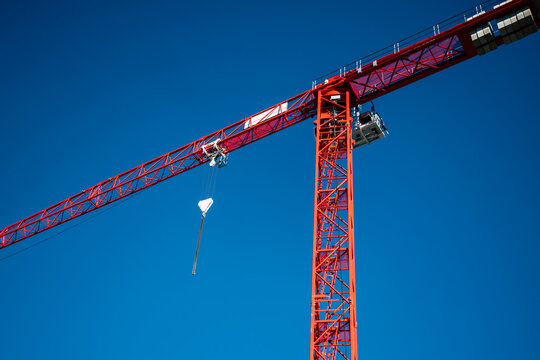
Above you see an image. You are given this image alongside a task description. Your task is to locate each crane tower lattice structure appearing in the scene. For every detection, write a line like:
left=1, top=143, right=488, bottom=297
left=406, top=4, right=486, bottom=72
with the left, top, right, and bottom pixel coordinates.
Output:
left=1, top=1, right=539, bottom=359
left=311, top=89, right=357, bottom=359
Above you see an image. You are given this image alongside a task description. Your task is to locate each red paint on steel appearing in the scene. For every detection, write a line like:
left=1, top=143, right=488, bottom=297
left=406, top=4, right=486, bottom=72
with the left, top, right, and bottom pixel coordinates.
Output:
left=2, top=0, right=537, bottom=250
left=315, top=0, right=539, bottom=104
left=0, top=91, right=316, bottom=249
left=1, top=1, right=539, bottom=358
left=310, top=89, right=357, bottom=360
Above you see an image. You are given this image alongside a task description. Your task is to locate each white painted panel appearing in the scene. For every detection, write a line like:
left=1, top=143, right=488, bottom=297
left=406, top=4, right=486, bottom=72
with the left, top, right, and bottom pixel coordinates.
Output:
left=244, top=102, right=288, bottom=129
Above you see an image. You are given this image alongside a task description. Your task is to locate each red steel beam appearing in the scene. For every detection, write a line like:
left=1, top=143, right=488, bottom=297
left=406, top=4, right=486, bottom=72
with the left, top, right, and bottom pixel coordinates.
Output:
left=2, top=0, right=538, bottom=258
left=316, top=0, right=540, bottom=104
left=311, top=89, right=357, bottom=360
left=1, top=2, right=539, bottom=360
left=0, top=90, right=316, bottom=249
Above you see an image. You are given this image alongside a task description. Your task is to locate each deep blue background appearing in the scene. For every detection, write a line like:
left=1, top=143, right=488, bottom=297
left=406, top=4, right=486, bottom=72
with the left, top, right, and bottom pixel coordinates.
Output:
left=1, top=1, right=539, bottom=359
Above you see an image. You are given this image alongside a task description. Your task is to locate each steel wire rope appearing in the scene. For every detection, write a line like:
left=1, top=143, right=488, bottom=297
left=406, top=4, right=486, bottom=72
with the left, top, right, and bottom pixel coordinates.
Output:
left=199, top=161, right=213, bottom=200
left=209, top=165, right=219, bottom=198
left=193, top=160, right=221, bottom=275
left=1, top=159, right=224, bottom=263
left=0, top=188, right=146, bottom=262
left=199, top=161, right=220, bottom=201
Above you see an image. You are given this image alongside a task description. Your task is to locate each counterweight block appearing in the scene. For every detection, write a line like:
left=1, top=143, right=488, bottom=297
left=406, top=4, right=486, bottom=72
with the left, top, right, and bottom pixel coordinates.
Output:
left=497, top=6, right=538, bottom=44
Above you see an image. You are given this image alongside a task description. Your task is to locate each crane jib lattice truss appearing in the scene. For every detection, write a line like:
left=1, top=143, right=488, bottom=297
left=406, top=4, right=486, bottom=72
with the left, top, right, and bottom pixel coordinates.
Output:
left=1, top=1, right=539, bottom=359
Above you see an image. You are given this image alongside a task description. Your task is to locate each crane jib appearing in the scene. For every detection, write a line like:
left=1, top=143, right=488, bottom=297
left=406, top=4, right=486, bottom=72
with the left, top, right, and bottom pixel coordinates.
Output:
left=1, top=0, right=539, bottom=251
left=0, top=91, right=316, bottom=250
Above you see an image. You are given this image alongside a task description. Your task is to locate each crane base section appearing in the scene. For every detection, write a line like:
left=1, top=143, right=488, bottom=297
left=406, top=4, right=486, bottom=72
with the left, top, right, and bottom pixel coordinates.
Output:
left=352, top=111, right=387, bottom=148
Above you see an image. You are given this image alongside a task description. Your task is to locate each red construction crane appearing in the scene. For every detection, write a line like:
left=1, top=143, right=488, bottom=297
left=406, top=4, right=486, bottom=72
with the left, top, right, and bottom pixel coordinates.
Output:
left=1, top=1, right=539, bottom=359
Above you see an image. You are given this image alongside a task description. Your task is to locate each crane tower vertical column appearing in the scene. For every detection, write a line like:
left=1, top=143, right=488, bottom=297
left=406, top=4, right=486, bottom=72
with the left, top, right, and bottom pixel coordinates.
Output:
left=311, top=89, right=357, bottom=360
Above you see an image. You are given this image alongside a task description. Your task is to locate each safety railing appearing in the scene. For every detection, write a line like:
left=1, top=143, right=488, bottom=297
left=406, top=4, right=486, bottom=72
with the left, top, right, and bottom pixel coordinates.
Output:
left=312, top=0, right=504, bottom=88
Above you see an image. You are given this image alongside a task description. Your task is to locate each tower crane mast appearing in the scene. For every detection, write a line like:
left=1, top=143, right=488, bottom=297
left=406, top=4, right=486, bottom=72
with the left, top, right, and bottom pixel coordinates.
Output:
left=1, top=1, right=538, bottom=359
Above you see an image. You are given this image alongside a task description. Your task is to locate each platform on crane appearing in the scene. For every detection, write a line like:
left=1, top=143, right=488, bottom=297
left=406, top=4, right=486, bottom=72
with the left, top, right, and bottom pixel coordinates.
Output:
left=352, top=110, right=387, bottom=148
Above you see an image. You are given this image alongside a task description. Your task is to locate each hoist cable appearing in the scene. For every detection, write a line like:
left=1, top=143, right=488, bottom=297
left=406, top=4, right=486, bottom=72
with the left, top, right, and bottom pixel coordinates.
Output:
left=0, top=187, right=144, bottom=262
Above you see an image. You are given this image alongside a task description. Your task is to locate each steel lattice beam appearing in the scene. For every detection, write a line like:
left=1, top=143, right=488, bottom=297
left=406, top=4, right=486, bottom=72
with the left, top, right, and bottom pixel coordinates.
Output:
left=0, top=91, right=316, bottom=249
left=311, top=89, right=357, bottom=360
left=349, top=35, right=465, bottom=100
left=3, top=0, right=538, bottom=251
left=316, top=0, right=540, bottom=104
left=1, top=1, right=539, bottom=359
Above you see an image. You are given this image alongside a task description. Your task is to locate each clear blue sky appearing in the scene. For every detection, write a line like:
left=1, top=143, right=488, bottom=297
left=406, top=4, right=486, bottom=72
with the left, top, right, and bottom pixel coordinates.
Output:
left=1, top=1, right=539, bottom=359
